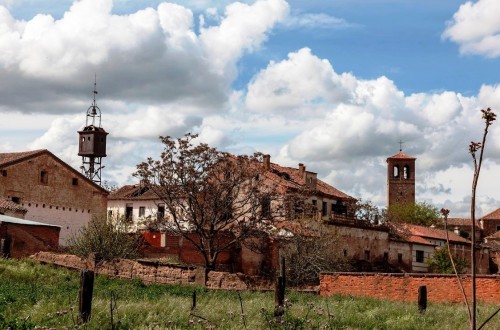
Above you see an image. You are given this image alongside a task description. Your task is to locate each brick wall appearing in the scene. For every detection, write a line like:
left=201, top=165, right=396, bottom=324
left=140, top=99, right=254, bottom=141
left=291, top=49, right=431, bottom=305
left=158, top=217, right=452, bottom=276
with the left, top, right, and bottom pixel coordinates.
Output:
left=320, top=272, right=500, bottom=303
left=0, top=152, right=108, bottom=243
left=1, top=223, right=60, bottom=258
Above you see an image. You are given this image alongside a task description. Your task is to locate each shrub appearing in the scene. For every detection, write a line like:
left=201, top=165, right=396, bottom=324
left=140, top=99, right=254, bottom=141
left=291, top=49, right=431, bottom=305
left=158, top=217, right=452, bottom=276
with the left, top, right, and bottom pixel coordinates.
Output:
left=67, top=215, right=142, bottom=263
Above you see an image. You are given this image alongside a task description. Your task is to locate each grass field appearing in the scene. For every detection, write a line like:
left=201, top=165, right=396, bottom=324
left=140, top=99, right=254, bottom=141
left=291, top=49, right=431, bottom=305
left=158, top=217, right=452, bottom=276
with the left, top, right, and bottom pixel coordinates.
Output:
left=0, top=258, right=499, bottom=329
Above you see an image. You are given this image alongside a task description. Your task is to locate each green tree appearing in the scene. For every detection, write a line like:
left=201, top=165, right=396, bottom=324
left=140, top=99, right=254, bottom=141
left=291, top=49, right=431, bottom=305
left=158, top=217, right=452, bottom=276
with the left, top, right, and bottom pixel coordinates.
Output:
left=426, top=245, right=468, bottom=274
left=384, top=201, right=440, bottom=226
left=67, top=215, right=141, bottom=264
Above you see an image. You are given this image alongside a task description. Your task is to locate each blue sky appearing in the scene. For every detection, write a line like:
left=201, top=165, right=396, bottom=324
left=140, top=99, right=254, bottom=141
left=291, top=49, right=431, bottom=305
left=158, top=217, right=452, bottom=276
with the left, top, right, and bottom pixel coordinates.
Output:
left=1, top=0, right=500, bottom=217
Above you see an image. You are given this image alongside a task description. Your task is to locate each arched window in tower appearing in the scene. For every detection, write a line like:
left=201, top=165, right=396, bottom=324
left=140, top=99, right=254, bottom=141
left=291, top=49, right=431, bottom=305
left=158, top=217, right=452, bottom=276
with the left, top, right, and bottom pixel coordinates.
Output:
left=393, top=165, right=399, bottom=178
left=403, top=165, right=410, bottom=179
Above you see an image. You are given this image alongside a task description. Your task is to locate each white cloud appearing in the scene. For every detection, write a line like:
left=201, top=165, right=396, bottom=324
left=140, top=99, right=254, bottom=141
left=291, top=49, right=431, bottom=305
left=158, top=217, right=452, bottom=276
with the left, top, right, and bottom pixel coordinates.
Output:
left=283, top=12, right=354, bottom=29
left=443, top=0, right=500, bottom=57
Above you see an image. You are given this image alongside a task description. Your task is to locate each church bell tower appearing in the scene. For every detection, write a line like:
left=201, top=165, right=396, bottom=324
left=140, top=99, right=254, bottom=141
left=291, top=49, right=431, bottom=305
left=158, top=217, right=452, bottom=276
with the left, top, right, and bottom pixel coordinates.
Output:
left=78, top=79, right=108, bottom=185
left=386, top=146, right=416, bottom=208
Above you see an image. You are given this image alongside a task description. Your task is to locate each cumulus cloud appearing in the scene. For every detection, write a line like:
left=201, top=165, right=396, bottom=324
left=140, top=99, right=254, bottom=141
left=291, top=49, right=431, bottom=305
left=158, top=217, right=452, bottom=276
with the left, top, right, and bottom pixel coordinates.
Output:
left=443, top=0, right=500, bottom=57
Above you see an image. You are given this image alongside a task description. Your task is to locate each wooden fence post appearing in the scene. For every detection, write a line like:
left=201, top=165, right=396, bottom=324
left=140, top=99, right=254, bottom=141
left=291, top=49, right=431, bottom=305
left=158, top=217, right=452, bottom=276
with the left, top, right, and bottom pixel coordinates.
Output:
left=274, top=256, right=286, bottom=319
left=79, top=269, right=95, bottom=323
left=418, top=285, right=427, bottom=313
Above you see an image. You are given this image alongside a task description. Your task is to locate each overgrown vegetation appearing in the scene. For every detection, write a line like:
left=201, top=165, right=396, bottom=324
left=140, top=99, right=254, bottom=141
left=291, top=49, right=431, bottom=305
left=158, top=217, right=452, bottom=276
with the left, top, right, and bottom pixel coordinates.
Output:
left=1, top=258, right=500, bottom=329
left=67, top=215, right=142, bottom=264
left=426, top=244, right=468, bottom=274
left=384, top=201, right=440, bottom=226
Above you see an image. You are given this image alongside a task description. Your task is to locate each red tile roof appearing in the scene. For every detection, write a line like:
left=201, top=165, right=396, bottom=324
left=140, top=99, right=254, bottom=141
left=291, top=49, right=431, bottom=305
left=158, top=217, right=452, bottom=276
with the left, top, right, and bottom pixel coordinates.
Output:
left=406, top=224, right=471, bottom=245
left=387, top=152, right=416, bottom=160
left=108, top=184, right=161, bottom=200
left=446, top=217, right=481, bottom=229
left=0, top=149, right=46, bottom=166
left=0, top=200, right=27, bottom=213
left=480, top=208, right=500, bottom=220
left=264, top=162, right=354, bottom=200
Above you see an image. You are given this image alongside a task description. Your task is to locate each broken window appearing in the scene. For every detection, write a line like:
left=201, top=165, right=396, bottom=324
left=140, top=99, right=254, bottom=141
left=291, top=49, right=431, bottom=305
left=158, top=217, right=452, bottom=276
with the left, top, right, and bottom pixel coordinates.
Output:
left=157, top=204, right=165, bottom=220
left=261, top=196, right=271, bottom=218
left=40, top=170, right=48, bottom=184
left=416, top=250, right=424, bottom=263
left=125, top=204, right=133, bottom=222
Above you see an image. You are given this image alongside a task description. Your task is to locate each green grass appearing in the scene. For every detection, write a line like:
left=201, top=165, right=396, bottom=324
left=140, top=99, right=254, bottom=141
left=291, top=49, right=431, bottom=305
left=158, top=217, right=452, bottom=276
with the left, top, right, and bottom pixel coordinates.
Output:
left=0, top=258, right=499, bottom=329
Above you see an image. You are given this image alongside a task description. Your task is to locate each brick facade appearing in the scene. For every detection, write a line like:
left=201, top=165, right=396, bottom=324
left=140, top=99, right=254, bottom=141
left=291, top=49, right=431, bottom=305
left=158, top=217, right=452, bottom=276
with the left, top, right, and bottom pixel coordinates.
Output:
left=0, top=217, right=60, bottom=258
left=386, top=152, right=416, bottom=208
left=320, top=272, right=500, bottom=303
left=0, top=150, right=108, bottom=243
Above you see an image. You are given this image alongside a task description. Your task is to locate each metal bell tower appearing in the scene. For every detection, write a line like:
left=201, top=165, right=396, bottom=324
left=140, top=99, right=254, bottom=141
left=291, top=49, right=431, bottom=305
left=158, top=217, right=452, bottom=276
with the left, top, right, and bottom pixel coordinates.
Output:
left=78, top=78, right=108, bottom=185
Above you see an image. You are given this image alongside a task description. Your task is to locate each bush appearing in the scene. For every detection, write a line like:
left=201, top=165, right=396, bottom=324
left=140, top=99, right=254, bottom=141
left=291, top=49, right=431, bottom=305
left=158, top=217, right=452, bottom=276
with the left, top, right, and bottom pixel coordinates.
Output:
left=67, top=215, right=142, bottom=263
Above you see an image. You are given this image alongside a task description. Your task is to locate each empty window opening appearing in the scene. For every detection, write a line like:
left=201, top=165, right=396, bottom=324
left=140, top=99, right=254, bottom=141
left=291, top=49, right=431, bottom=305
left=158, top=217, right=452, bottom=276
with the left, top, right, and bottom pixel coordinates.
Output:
left=398, top=253, right=403, bottom=264
left=157, top=204, right=165, bottom=220
left=1, top=170, right=6, bottom=176
left=11, top=197, right=20, bottom=204
left=139, top=206, right=146, bottom=217
left=72, top=178, right=79, bottom=186
left=403, top=165, right=410, bottom=179
left=125, top=204, right=133, bottom=222
left=322, top=201, right=327, bottom=216
left=393, top=165, right=399, bottom=178
left=343, top=249, right=348, bottom=257
left=383, top=252, right=389, bottom=262
left=364, top=250, right=370, bottom=261
left=40, top=170, right=48, bottom=184
left=416, top=250, right=424, bottom=263
left=261, top=196, right=271, bottom=218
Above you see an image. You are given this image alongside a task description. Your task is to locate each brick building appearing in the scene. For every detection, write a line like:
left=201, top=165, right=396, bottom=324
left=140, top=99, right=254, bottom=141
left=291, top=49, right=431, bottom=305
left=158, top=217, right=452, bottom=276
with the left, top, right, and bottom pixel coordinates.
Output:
left=386, top=151, right=416, bottom=208
left=1, top=214, right=60, bottom=258
left=0, top=149, right=108, bottom=244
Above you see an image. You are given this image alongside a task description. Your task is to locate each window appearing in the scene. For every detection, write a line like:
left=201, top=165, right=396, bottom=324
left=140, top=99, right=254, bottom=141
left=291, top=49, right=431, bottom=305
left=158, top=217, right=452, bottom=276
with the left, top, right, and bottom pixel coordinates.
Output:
left=1, top=170, right=6, bottom=176
left=398, top=253, right=403, bottom=264
left=72, top=178, right=78, bottom=186
left=322, top=201, right=327, bottom=216
left=312, top=200, right=317, bottom=208
left=364, top=250, right=370, bottom=261
left=343, top=249, right=348, bottom=257
left=403, top=165, right=410, bottom=179
left=393, top=165, right=399, bottom=177
left=261, top=196, right=271, bottom=218
left=108, top=210, right=113, bottom=218
left=158, top=204, right=165, bottom=220
left=40, top=170, right=48, bottom=184
left=383, top=252, right=389, bottom=262
left=11, top=197, right=20, bottom=204
left=125, top=204, right=133, bottom=222
left=139, top=206, right=146, bottom=217
left=497, top=225, right=500, bottom=232
left=416, top=250, right=424, bottom=263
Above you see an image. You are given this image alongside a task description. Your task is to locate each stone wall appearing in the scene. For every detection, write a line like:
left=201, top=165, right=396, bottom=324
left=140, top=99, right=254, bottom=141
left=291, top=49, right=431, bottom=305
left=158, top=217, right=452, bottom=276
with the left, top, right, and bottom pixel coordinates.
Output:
left=31, top=252, right=273, bottom=290
left=320, top=272, right=500, bottom=304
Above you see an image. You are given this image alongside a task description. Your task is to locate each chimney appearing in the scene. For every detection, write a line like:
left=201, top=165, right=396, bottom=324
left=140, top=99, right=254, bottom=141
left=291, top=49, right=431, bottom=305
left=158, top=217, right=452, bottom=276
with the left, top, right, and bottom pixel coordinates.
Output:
left=454, top=227, right=460, bottom=236
left=298, top=163, right=305, bottom=176
left=263, top=154, right=271, bottom=170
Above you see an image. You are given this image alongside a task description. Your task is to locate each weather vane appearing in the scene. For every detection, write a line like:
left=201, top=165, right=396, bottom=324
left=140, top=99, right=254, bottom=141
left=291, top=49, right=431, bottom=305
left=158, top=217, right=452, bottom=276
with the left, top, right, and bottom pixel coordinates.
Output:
left=399, top=140, right=404, bottom=153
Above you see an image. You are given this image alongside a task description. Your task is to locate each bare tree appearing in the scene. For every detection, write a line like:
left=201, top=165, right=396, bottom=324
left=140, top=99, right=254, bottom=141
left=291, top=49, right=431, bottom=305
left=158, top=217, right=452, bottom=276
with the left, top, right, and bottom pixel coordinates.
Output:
left=443, top=107, right=499, bottom=330
left=468, top=107, right=497, bottom=330
left=135, top=134, right=277, bottom=281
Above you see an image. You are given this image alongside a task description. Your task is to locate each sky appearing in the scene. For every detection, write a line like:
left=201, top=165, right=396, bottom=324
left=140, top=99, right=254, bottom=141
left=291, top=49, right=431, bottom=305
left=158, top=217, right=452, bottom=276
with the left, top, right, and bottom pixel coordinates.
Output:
left=1, top=0, right=500, bottom=218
